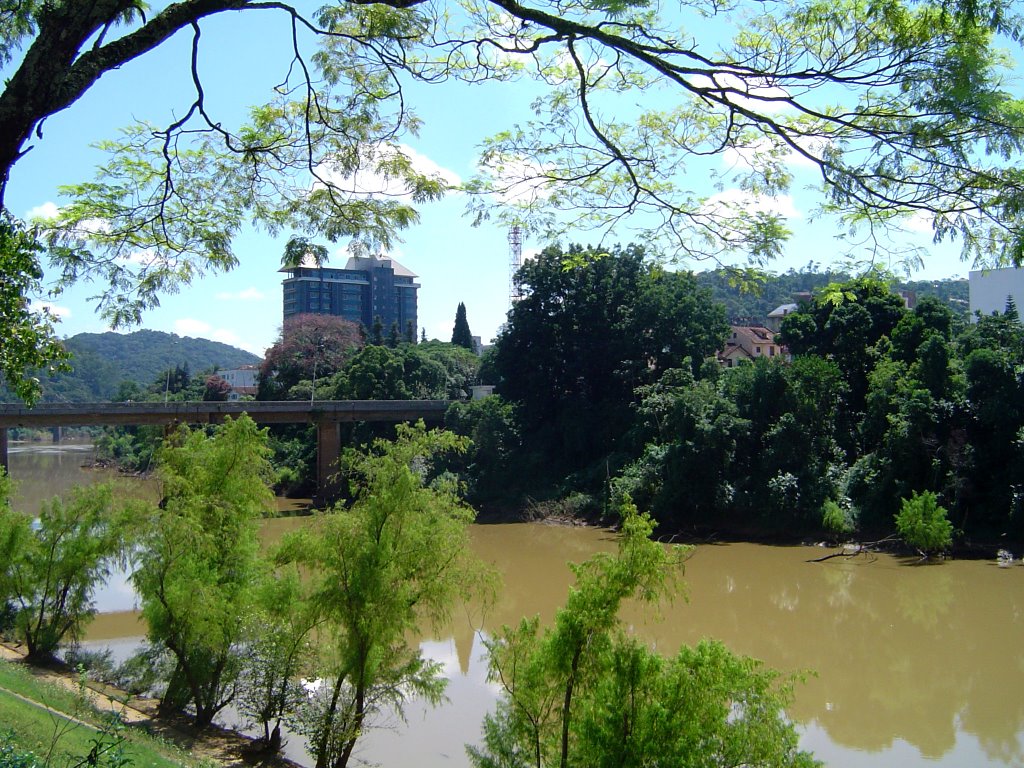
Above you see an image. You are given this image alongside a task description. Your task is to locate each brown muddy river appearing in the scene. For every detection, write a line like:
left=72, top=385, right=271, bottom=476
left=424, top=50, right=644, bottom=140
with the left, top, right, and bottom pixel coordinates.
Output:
left=7, top=441, right=1023, bottom=768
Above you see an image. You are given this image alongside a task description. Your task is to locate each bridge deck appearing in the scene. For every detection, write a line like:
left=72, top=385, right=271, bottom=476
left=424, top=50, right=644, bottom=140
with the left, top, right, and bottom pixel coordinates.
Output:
left=0, top=400, right=450, bottom=428
left=0, top=400, right=452, bottom=499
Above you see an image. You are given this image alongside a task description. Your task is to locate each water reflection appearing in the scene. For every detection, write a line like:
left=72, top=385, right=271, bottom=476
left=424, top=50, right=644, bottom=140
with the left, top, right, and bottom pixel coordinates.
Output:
left=6, top=445, right=1023, bottom=768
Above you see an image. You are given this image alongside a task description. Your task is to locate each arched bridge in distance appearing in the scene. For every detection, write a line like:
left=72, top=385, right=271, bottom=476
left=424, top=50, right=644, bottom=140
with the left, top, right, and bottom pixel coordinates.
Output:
left=0, top=400, right=451, bottom=498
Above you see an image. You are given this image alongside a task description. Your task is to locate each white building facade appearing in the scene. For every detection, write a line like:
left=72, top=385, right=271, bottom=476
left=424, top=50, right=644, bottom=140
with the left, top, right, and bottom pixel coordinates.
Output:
left=969, top=267, right=1024, bottom=318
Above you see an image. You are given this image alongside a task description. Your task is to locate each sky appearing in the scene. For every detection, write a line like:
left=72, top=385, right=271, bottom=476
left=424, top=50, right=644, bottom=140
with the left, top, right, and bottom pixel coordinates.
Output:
left=3, top=5, right=985, bottom=358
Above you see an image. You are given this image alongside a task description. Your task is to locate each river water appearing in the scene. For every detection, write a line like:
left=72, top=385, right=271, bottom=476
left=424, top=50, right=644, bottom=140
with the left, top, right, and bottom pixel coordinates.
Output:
left=6, top=442, right=1023, bottom=768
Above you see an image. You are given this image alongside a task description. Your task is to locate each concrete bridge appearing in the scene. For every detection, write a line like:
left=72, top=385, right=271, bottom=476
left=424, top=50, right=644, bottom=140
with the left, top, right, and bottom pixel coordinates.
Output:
left=0, top=400, right=450, bottom=495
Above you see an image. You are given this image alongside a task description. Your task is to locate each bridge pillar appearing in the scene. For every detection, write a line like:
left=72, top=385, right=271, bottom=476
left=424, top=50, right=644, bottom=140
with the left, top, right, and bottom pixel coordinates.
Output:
left=316, top=420, right=342, bottom=501
left=0, top=428, right=7, bottom=475
left=51, top=426, right=62, bottom=443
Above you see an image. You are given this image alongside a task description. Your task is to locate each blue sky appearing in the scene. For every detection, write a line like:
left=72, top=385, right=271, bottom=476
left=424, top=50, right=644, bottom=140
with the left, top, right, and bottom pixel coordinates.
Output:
left=4, top=7, right=977, bottom=358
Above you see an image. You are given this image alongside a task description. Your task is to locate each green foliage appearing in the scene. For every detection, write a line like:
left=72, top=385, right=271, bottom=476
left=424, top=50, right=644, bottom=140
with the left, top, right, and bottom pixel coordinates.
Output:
left=0, top=329, right=259, bottom=404
left=494, top=244, right=727, bottom=480
left=0, top=660, right=210, bottom=768
left=618, top=355, right=847, bottom=534
left=452, top=302, right=476, bottom=351
left=895, top=492, right=954, bottom=555
left=0, top=482, right=127, bottom=660
left=0, top=214, right=69, bottom=404
left=444, top=396, right=522, bottom=503
left=695, top=265, right=850, bottom=322
left=333, top=341, right=478, bottom=400
left=277, top=423, right=495, bottom=768
left=821, top=500, right=856, bottom=537
left=95, top=426, right=163, bottom=473
left=131, top=414, right=276, bottom=727
left=0, top=0, right=1021, bottom=336
left=0, top=738, right=37, bottom=768
left=470, top=506, right=817, bottom=768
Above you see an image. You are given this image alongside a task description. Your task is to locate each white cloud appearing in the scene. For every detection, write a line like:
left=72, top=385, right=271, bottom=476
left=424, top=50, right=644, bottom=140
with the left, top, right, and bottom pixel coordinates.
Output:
left=316, top=144, right=461, bottom=201
left=722, top=135, right=829, bottom=172
left=30, top=300, right=71, bottom=320
left=173, top=318, right=262, bottom=355
left=691, top=72, right=791, bottom=114
left=477, top=155, right=555, bottom=206
left=210, top=328, right=246, bottom=348
left=903, top=210, right=935, bottom=234
left=701, top=188, right=800, bottom=218
left=174, top=318, right=213, bottom=337
left=215, top=287, right=265, bottom=301
left=26, top=201, right=60, bottom=220
left=521, top=247, right=541, bottom=262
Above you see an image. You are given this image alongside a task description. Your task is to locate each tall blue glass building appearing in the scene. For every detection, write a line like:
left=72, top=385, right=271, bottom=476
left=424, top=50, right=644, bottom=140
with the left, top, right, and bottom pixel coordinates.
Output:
left=280, top=254, right=419, bottom=332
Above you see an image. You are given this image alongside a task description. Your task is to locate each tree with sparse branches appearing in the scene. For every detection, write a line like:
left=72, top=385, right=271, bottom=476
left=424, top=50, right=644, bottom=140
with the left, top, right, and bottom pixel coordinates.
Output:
left=277, top=423, right=495, bottom=768
left=2, top=0, right=1024, bottom=393
left=0, top=481, right=130, bottom=661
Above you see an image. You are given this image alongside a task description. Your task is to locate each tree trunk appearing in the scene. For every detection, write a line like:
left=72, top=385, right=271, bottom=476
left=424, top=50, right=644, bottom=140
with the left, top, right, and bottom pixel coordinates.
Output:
left=560, top=648, right=583, bottom=768
left=315, top=676, right=346, bottom=768
left=335, top=674, right=366, bottom=768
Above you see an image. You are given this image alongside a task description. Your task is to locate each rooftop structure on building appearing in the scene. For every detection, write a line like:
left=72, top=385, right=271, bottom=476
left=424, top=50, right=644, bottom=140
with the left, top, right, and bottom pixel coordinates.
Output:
left=280, top=253, right=419, bottom=333
left=719, top=325, right=788, bottom=367
left=766, top=303, right=799, bottom=333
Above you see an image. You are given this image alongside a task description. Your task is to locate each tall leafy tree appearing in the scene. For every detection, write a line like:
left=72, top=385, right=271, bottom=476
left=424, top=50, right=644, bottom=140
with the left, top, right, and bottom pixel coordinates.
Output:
left=780, top=275, right=908, bottom=430
left=451, top=302, right=475, bottom=351
left=493, top=244, right=726, bottom=474
left=131, top=414, right=276, bottom=727
left=0, top=214, right=69, bottom=403
left=277, top=424, right=494, bottom=768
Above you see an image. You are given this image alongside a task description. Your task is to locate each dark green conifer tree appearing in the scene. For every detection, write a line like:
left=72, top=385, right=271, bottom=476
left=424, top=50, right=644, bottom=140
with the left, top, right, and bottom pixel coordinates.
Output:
left=451, top=302, right=475, bottom=351
left=1005, top=294, right=1019, bottom=322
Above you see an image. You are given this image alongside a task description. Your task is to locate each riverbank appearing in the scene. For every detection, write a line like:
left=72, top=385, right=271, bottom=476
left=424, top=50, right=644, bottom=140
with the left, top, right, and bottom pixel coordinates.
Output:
left=0, top=642, right=301, bottom=768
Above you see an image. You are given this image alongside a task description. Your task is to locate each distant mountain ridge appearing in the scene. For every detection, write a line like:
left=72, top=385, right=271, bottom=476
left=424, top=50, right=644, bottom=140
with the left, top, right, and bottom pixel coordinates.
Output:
left=694, top=268, right=969, bottom=323
left=2, top=330, right=261, bottom=403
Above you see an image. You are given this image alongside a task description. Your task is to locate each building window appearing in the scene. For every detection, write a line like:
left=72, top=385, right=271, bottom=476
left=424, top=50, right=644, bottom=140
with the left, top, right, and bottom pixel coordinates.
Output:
left=756, top=346, right=761, bottom=354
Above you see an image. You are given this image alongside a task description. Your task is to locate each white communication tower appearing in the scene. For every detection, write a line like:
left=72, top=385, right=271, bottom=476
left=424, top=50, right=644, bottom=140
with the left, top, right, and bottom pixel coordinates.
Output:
left=508, top=225, right=523, bottom=305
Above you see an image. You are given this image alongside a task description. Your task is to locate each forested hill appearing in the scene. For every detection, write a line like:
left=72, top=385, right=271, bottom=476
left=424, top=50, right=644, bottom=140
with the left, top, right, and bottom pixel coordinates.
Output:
left=2, top=330, right=260, bottom=403
left=695, top=268, right=970, bottom=322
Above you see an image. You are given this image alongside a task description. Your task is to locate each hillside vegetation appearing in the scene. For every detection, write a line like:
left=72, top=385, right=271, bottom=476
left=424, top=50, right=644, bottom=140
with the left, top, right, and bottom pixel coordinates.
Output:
left=0, top=330, right=260, bottom=403
left=695, top=267, right=969, bottom=322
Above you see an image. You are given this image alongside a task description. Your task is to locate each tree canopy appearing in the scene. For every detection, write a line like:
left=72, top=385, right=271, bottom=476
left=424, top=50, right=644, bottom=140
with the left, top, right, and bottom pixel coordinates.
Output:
left=492, top=243, right=726, bottom=475
left=259, top=313, right=364, bottom=399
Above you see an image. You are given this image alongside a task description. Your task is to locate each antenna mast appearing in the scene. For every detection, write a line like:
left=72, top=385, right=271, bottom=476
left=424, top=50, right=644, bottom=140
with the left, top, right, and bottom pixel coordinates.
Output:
left=508, top=225, right=523, bottom=305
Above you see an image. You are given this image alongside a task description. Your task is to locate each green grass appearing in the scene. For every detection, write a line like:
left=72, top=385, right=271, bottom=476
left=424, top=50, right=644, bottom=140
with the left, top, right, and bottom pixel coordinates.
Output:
left=0, top=659, right=209, bottom=768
